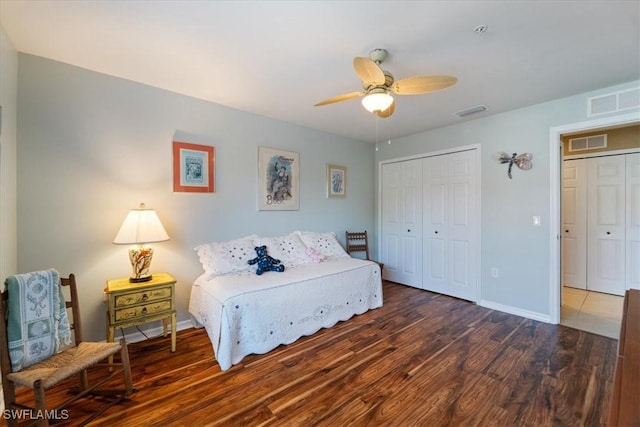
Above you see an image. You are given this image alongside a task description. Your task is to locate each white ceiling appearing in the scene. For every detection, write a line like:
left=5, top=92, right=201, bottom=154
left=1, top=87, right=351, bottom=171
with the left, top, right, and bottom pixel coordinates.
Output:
left=1, top=1, right=639, bottom=143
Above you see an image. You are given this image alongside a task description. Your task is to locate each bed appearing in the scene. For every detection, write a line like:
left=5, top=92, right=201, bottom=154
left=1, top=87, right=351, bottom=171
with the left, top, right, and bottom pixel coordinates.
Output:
left=188, top=231, right=383, bottom=370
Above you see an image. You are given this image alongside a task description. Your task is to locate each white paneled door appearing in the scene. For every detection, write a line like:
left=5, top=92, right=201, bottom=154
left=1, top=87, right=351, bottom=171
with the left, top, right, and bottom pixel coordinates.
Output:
left=423, top=151, right=478, bottom=301
left=587, top=155, right=626, bottom=295
left=562, top=153, right=640, bottom=296
left=381, top=148, right=479, bottom=302
left=381, top=159, right=423, bottom=288
left=561, top=159, right=587, bottom=289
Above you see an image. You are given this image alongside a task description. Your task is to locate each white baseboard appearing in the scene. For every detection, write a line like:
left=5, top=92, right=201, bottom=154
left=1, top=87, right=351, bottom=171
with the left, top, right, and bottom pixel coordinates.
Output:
left=479, top=299, right=552, bottom=324
left=109, top=318, right=197, bottom=344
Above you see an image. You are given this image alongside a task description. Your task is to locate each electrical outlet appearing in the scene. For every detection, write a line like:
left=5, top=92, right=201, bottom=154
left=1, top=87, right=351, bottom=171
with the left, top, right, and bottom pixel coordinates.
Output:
left=491, top=268, right=499, bottom=278
left=533, top=216, right=541, bottom=226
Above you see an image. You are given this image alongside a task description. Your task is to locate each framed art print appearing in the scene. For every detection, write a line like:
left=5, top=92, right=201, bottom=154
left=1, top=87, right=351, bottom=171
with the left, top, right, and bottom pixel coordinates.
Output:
left=327, top=164, right=347, bottom=198
left=258, top=147, right=299, bottom=210
left=173, top=141, right=215, bottom=193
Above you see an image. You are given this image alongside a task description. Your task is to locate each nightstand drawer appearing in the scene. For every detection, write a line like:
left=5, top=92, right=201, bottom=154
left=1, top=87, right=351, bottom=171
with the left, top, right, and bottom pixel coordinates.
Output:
left=114, top=300, right=172, bottom=322
left=114, top=286, right=172, bottom=307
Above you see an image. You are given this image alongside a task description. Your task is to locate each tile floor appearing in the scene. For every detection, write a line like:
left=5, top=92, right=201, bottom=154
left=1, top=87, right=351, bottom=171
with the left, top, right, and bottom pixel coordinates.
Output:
left=561, top=286, right=624, bottom=339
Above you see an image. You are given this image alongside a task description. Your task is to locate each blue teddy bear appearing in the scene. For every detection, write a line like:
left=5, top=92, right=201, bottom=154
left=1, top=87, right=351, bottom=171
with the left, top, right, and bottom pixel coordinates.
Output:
left=247, top=245, right=285, bottom=275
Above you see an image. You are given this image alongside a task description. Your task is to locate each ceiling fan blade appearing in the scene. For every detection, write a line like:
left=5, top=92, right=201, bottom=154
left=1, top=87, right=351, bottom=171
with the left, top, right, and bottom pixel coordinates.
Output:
left=353, top=57, right=385, bottom=87
left=314, top=91, right=364, bottom=107
left=391, top=75, right=457, bottom=95
left=375, top=99, right=395, bottom=118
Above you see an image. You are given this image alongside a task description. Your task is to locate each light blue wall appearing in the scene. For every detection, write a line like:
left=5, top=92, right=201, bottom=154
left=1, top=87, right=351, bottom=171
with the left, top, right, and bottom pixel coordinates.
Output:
left=0, top=26, right=18, bottom=413
left=16, top=54, right=375, bottom=342
left=0, top=26, right=18, bottom=283
left=375, top=80, right=640, bottom=318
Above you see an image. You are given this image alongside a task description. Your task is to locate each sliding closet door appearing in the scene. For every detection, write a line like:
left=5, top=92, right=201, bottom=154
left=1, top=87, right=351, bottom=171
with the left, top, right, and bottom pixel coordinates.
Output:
left=381, top=159, right=423, bottom=288
left=627, top=153, right=640, bottom=290
left=587, top=155, right=626, bottom=296
left=423, top=150, right=478, bottom=301
left=561, top=159, right=587, bottom=289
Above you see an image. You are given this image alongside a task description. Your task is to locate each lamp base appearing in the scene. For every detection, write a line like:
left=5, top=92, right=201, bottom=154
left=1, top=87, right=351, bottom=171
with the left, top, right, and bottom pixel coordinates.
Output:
left=128, top=246, right=155, bottom=283
left=129, top=275, right=153, bottom=283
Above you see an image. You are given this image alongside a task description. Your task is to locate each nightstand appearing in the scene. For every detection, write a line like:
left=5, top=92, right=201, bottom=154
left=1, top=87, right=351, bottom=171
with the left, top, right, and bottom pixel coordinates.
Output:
left=105, top=272, right=177, bottom=352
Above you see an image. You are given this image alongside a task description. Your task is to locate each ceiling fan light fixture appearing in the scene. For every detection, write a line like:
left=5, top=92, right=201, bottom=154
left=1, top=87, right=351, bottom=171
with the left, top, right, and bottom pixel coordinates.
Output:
left=362, top=92, right=393, bottom=113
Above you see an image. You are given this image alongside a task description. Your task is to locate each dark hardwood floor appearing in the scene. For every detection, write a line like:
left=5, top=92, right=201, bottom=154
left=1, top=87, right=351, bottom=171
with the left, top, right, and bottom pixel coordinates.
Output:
left=12, top=281, right=618, bottom=426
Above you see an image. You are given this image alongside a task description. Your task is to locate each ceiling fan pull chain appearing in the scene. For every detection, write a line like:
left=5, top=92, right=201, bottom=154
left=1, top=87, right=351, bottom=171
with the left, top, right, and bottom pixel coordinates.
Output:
left=375, top=115, right=379, bottom=151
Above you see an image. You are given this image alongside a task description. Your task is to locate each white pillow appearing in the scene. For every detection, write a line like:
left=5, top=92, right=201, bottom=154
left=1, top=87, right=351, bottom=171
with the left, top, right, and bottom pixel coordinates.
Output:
left=255, top=233, right=309, bottom=266
left=194, top=235, right=258, bottom=275
left=296, top=231, right=349, bottom=258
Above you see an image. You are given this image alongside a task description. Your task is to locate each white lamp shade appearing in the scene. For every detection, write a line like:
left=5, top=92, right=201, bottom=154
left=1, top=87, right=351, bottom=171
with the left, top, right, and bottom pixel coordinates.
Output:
left=361, top=92, right=394, bottom=113
left=113, top=206, right=169, bottom=245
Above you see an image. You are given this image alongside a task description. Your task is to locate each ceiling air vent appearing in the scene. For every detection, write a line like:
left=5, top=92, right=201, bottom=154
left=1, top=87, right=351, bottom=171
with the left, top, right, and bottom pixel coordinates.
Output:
left=455, top=105, right=488, bottom=117
left=588, top=87, right=640, bottom=116
left=568, top=134, right=607, bottom=152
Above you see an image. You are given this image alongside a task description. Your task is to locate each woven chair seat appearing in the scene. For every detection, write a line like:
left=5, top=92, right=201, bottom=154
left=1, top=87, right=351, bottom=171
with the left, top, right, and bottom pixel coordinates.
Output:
left=7, top=341, right=122, bottom=389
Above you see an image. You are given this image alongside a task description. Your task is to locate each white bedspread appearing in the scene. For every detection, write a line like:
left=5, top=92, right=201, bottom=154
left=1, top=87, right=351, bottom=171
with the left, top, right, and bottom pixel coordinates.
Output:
left=188, top=257, right=383, bottom=370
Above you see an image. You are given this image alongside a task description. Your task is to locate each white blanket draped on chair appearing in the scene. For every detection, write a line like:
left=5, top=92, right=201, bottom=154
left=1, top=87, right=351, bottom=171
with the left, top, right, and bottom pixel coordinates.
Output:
left=4, top=269, right=72, bottom=371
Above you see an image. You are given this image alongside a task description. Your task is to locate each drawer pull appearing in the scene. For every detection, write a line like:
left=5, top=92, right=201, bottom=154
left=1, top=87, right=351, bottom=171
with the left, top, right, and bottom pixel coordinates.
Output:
left=142, top=293, right=148, bottom=301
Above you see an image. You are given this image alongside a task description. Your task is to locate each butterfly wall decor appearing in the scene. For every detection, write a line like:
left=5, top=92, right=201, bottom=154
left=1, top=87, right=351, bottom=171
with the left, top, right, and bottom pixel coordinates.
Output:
left=498, top=152, right=533, bottom=179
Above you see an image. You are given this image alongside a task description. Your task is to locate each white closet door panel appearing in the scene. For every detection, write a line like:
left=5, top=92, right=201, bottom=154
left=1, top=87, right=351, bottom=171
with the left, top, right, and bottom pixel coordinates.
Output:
left=381, top=160, right=423, bottom=288
left=429, top=183, right=446, bottom=225
left=428, top=239, right=446, bottom=281
left=387, top=192, right=400, bottom=221
left=423, top=156, right=448, bottom=293
left=452, top=183, right=469, bottom=226
left=404, top=168, right=420, bottom=225
left=562, top=159, right=587, bottom=289
left=384, top=234, right=400, bottom=276
left=401, top=236, right=420, bottom=278
left=448, top=151, right=477, bottom=301
left=587, top=156, right=625, bottom=295
left=382, top=162, right=402, bottom=279
left=451, top=239, right=470, bottom=287
left=596, top=240, right=622, bottom=279
left=426, top=158, right=447, bottom=226
left=562, top=236, right=581, bottom=284
left=423, top=150, right=478, bottom=301
left=627, top=153, right=640, bottom=290
left=424, top=183, right=447, bottom=293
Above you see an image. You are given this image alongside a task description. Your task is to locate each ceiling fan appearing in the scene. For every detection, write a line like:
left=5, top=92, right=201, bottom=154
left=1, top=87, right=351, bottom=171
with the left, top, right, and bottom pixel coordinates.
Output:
left=314, top=48, right=457, bottom=118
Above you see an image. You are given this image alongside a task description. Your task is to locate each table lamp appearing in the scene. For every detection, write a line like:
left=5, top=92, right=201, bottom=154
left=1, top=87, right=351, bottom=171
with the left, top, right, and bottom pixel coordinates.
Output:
left=113, top=203, right=169, bottom=282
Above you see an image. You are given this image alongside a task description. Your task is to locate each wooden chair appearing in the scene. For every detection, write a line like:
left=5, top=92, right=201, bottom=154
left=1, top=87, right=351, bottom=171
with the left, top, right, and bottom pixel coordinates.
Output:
left=345, top=231, right=384, bottom=271
left=0, top=273, right=134, bottom=427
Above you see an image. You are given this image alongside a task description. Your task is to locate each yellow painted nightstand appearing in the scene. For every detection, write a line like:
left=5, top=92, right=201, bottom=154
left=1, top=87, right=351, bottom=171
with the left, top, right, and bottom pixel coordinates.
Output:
left=105, top=272, right=177, bottom=352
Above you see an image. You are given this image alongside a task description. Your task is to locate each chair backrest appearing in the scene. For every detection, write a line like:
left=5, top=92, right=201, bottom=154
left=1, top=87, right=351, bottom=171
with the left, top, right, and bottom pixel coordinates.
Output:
left=61, top=274, right=83, bottom=345
left=345, top=231, right=370, bottom=260
left=0, top=273, right=82, bottom=376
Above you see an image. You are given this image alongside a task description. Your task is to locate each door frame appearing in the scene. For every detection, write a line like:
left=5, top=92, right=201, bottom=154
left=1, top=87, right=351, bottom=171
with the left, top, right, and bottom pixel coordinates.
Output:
left=377, top=143, right=481, bottom=299
left=548, top=112, right=640, bottom=324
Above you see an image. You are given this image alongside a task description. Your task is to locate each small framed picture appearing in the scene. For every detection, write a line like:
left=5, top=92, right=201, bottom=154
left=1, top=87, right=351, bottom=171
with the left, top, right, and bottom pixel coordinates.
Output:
left=327, top=164, right=347, bottom=198
left=173, top=141, right=215, bottom=193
